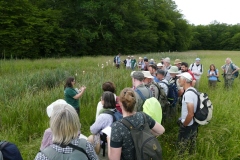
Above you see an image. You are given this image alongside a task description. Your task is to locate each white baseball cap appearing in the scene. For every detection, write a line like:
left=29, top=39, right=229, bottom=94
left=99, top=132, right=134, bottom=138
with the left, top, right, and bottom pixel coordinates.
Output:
left=176, top=72, right=192, bottom=82
left=46, top=99, right=67, bottom=117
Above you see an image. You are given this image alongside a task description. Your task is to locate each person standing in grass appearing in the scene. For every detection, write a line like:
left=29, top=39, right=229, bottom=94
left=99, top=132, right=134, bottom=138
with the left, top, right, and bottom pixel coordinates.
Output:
left=221, top=58, right=240, bottom=88
left=64, top=77, right=86, bottom=115
left=176, top=72, right=199, bottom=155
left=189, top=58, right=203, bottom=89
left=107, top=87, right=165, bottom=160
left=130, top=56, right=136, bottom=70
left=115, top=53, right=121, bottom=69
left=207, top=64, right=219, bottom=87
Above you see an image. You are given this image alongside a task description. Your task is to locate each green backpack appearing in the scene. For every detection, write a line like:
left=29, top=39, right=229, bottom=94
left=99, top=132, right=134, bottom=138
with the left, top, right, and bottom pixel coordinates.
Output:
left=41, top=138, right=89, bottom=160
left=121, top=112, right=162, bottom=160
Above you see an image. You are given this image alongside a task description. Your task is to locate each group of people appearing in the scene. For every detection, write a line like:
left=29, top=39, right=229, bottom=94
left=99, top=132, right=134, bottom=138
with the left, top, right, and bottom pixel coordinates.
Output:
left=32, top=56, right=239, bottom=160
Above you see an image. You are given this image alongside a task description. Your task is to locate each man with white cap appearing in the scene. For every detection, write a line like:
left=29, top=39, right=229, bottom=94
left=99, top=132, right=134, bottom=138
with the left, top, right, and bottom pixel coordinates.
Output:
left=142, top=71, right=159, bottom=100
left=189, top=58, right=203, bottom=89
left=157, top=63, right=163, bottom=70
left=131, top=71, right=152, bottom=111
left=176, top=72, right=199, bottom=155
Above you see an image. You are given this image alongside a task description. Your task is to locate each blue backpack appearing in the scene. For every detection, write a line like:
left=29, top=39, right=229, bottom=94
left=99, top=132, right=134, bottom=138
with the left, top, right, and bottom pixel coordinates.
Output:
left=159, top=81, right=178, bottom=107
left=230, top=63, right=239, bottom=78
left=0, top=141, right=23, bottom=160
left=103, top=108, right=123, bottom=122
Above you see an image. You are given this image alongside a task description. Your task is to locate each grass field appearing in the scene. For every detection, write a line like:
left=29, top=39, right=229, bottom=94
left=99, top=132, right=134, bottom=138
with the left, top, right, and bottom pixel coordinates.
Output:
left=0, top=50, right=239, bottom=160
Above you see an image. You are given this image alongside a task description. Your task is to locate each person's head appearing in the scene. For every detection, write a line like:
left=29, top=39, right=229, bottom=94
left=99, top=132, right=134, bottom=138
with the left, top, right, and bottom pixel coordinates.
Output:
left=157, top=63, right=163, bottom=69
left=119, top=88, right=136, bottom=113
left=50, top=103, right=81, bottom=145
left=225, top=58, right=231, bottom=64
left=195, top=58, right=201, bottom=65
left=174, top=59, right=182, bottom=68
left=131, top=71, right=144, bottom=87
left=144, top=58, right=148, bottom=63
left=177, top=72, right=192, bottom=87
left=139, top=57, right=143, bottom=62
left=102, top=81, right=116, bottom=93
left=168, top=66, right=180, bottom=78
left=101, top=91, right=116, bottom=109
left=142, top=71, right=154, bottom=84
left=181, top=62, right=189, bottom=72
left=47, top=99, right=67, bottom=118
left=156, top=69, right=165, bottom=80
left=148, top=64, right=157, bottom=75
left=64, top=77, right=75, bottom=89
left=164, top=57, right=170, bottom=67
left=210, top=64, right=216, bottom=71
left=127, top=56, right=130, bottom=59
left=131, top=56, right=134, bottom=59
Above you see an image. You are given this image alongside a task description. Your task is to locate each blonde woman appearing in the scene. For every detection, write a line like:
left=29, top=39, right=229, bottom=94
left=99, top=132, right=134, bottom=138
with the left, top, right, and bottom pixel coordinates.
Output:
left=35, top=103, right=98, bottom=160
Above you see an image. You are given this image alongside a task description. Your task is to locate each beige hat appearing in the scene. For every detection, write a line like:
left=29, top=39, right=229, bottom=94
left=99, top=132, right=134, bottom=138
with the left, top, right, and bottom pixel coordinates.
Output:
left=174, top=59, right=182, bottom=64
left=46, top=99, right=67, bottom=117
left=157, top=63, right=163, bottom=67
left=139, top=57, right=143, bottom=60
left=176, top=72, right=192, bottom=82
left=164, top=57, right=170, bottom=63
left=168, top=66, right=180, bottom=74
left=142, top=71, right=154, bottom=79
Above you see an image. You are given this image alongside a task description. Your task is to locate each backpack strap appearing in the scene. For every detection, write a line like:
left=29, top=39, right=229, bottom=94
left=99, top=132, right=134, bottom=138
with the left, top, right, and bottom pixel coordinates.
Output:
left=190, top=63, right=194, bottom=71
left=68, top=139, right=90, bottom=160
left=200, top=64, right=203, bottom=72
left=0, top=141, right=8, bottom=151
left=184, top=89, right=200, bottom=114
left=102, top=109, right=116, bottom=122
left=135, top=89, right=146, bottom=101
left=42, top=139, right=90, bottom=160
left=120, top=112, right=147, bottom=130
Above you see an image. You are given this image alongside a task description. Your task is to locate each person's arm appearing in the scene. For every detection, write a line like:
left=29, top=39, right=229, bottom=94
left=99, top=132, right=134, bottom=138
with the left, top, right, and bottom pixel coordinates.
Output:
left=73, top=86, right=86, bottom=99
left=107, top=136, right=121, bottom=160
left=90, top=114, right=112, bottom=134
left=183, top=102, right=194, bottom=127
left=232, top=65, right=240, bottom=74
left=151, top=122, right=165, bottom=136
left=86, top=142, right=99, bottom=160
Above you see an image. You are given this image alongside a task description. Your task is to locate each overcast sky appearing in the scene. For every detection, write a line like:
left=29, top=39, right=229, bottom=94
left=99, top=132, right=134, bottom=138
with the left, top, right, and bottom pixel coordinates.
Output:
left=174, top=0, right=240, bottom=25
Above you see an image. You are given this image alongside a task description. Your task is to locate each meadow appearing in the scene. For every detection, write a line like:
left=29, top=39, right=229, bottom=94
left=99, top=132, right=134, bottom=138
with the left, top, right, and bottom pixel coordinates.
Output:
left=0, top=50, right=239, bottom=160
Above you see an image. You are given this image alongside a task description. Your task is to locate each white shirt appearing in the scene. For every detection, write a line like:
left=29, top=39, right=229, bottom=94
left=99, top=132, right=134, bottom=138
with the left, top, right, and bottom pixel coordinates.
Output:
left=190, top=63, right=203, bottom=80
left=126, top=59, right=131, bottom=67
left=181, top=87, right=198, bottom=126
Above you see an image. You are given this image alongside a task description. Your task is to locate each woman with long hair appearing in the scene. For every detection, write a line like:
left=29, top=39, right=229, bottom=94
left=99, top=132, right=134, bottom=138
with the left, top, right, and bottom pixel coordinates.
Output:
left=207, top=64, right=219, bottom=87
left=64, top=77, right=86, bottom=115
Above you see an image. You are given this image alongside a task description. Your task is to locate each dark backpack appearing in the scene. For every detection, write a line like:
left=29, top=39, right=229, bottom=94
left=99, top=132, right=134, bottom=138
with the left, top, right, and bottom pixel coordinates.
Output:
left=0, top=141, right=23, bottom=160
left=159, top=81, right=178, bottom=108
left=146, top=83, right=170, bottom=110
left=41, top=138, right=89, bottom=160
left=102, top=108, right=123, bottom=122
left=121, top=112, right=162, bottom=160
left=113, top=56, right=117, bottom=63
left=230, top=63, right=239, bottom=78
left=185, top=89, right=213, bottom=125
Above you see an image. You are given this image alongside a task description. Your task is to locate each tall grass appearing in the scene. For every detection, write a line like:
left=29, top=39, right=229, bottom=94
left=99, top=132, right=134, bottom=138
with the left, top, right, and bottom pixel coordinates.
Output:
left=0, top=51, right=239, bottom=159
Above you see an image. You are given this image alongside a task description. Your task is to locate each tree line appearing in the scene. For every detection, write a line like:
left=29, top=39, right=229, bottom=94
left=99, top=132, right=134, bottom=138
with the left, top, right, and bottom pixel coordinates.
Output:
left=0, top=0, right=239, bottom=59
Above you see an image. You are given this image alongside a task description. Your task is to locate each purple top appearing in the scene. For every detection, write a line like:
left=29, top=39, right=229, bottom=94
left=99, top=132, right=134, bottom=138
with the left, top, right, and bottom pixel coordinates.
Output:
left=40, top=128, right=52, bottom=151
left=90, top=114, right=113, bottom=134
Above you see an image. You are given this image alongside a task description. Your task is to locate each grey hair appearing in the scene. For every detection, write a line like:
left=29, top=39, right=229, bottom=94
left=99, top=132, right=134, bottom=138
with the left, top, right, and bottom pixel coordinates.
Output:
left=50, top=103, right=81, bottom=145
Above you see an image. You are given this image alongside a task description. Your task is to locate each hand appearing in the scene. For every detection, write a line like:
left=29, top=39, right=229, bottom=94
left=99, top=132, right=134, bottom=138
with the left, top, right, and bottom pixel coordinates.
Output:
left=177, top=120, right=186, bottom=128
left=80, top=86, right=86, bottom=91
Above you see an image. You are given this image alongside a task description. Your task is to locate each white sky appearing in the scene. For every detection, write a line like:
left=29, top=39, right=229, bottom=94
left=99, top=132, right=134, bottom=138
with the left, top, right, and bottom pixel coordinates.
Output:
left=174, top=0, right=240, bottom=25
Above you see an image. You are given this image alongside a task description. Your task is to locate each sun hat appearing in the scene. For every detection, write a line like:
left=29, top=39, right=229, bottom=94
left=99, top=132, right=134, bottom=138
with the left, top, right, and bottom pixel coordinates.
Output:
left=176, top=72, right=192, bottom=82
left=46, top=99, right=67, bottom=117
left=131, top=71, right=145, bottom=81
left=139, top=57, right=143, bottom=60
left=168, top=66, right=180, bottom=74
left=128, top=56, right=130, bottom=58
left=174, top=59, right=182, bottom=64
left=157, top=63, right=163, bottom=67
left=164, top=57, right=170, bottom=63
left=195, top=58, right=201, bottom=61
left=130, top=71, right=135, bottom=77
left=156, top=69, right=165, bottom=75
left=142, top=71, right=154, bottom=79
